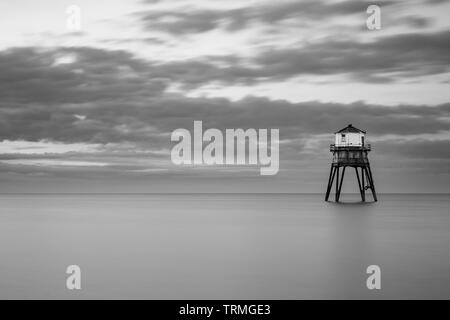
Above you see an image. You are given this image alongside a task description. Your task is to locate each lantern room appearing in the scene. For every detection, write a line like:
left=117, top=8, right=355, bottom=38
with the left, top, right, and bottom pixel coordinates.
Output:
left=334, top=124, right=366, bottom=147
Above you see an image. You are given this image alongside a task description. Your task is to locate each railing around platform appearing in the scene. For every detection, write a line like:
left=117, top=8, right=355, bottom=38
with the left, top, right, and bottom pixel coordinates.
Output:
left=330, top=144, right=371, bottom=152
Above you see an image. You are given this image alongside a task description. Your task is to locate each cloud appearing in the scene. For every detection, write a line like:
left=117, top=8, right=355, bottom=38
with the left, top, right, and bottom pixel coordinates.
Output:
left=97, top=31, right=450, bottom=87
left=0, top=40, right=448, bottom=191
left=0, top=159, right=109, bottom=167
left=0, top=140, right=101, bottom=155
left=129, top=0, right=450, bottom=86
left=0, top=42, right=448, bottom=181
left=379, top=139, right=450, bottom=160
left=398, top=15, right=432, bottom=29
left=425, top=0, right=450, bottom=5
left=205, top=29, right=450, bottom=84
left=0, top=47, right=166, bottom=106
left=138, top=0, right=397, bottom=35
left=1, top=46, right=449, bottom=145
left=3, top=27, right=449, bottom=135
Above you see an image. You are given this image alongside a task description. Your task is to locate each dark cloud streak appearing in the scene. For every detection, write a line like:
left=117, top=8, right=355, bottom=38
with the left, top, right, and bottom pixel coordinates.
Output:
left=139, top=0, right=397, bottom=35
left=1, top=46, right=449, bottom=148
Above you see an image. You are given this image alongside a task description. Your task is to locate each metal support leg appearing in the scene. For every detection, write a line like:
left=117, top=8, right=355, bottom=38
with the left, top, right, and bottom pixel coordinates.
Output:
left=325, top=165, right=336, bottom=201
left=335, top=167, right=340, bottom=202
left=361, top=167, right=366, bottom=202
left=355, top=167, right=364, bottom=201
left=366, top=165, right=378, bottom=202
left=337, top=166, right=346, bottom=202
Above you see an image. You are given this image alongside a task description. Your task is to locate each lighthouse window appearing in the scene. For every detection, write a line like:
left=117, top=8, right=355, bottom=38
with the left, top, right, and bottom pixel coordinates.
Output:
left=341, top=134, right=346, bottom=143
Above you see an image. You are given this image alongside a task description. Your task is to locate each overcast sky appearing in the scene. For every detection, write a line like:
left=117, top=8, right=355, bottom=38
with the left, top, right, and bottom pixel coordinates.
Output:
left=0, top=0, right=449, bottom=193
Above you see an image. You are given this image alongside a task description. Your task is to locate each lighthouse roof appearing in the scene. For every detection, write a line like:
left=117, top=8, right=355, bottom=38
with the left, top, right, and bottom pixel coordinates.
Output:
left=335, top=124, right=366, bottom=134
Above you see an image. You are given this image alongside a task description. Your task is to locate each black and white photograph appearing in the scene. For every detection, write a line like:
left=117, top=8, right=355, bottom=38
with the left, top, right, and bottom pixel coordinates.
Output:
left=0, top=0, right=450, bottom=304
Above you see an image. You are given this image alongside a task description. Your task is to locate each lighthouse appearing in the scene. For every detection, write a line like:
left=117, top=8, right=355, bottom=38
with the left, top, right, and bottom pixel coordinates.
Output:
left=325, top=124, right=377, bottom=202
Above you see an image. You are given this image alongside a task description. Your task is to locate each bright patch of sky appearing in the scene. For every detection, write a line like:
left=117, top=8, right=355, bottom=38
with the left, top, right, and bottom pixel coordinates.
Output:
left=0, top=140, right=101, bottom=155
left=0, top=159, right=108, bottom=167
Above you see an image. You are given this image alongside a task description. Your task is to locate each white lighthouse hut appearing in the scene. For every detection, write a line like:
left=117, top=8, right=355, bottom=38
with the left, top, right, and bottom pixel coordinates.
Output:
left=334, top=124, right=366, bottom=147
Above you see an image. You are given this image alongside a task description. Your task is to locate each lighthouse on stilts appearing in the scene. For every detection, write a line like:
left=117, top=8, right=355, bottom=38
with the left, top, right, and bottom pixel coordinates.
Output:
left=325, top=124, right=377, bottom=202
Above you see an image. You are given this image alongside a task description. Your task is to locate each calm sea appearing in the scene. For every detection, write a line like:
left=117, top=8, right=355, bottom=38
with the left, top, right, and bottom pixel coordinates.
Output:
left=0, top=194, right=449, bottom=299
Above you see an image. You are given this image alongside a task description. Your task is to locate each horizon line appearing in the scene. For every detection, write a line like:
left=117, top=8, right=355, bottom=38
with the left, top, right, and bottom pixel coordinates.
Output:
left=0, top=192, right=449, bottom=195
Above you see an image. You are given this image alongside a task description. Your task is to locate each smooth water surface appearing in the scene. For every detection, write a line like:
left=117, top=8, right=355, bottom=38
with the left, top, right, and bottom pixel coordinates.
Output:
left=0, top=194, right=449, bottom=299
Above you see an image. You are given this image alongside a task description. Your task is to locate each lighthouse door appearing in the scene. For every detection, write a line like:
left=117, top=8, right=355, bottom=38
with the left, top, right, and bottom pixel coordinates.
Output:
left=361, top=136, right=365, bottom=146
